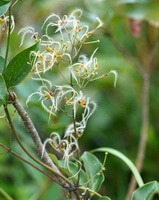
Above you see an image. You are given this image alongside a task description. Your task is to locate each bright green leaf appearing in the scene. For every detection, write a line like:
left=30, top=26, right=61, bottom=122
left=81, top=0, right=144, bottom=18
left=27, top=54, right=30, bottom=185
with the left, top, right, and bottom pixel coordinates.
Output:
left=81, top=151, right=105, bottom=192
left=0, top=0, right=11, bottom=16
left=98, top=196, right=111, bottom=200
left=0, top=74, right=8, bottom=106
left=91, top=148, right=144, bottom=187
left=49, top=154, right=59, bottom=166
left=132, top=181, right=159, bottom=200
left=58, top=160, right=88, bottom=185
left=0, top=187, right=13, bottom=200
left=3, top=42, right=39, bottom=88
left=0, top=56, right=5, bottom=73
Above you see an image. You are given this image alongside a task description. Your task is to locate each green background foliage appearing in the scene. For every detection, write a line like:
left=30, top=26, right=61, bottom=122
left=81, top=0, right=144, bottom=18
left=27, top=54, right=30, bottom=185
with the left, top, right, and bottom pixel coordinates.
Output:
left=0, top=0, right=159, bottom=199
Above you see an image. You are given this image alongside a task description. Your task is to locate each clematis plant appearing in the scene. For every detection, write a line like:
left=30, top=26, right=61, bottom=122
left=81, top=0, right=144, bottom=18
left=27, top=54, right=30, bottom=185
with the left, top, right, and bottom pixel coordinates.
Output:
left=0, top=1, right=148, bottom=200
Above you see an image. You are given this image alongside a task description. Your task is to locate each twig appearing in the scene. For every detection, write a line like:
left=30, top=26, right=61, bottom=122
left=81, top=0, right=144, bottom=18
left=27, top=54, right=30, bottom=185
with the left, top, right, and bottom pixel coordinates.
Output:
left=104, top=30, right=144, bottom=76
left=125, top=73, right=149, bottom=200
left=78, top=186, right=102, bottom=198
left=12, top=99, right=57, bottom=170
left=104, top=29, right=151, bottom=199
left=0, top=187, right=13, bottom=200
left=4, top=103, right=72, bottom=189
left=0, top=143, right=55, bottom=181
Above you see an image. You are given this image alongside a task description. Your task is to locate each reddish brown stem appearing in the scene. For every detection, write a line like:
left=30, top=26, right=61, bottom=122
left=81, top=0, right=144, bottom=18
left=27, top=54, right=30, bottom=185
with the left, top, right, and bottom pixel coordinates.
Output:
left=126, top=74, right=149, bottom=200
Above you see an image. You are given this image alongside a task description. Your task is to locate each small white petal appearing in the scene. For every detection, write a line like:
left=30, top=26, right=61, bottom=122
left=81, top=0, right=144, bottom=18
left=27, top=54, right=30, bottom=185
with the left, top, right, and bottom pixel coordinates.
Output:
left=109, top=70, right=118, bottom=88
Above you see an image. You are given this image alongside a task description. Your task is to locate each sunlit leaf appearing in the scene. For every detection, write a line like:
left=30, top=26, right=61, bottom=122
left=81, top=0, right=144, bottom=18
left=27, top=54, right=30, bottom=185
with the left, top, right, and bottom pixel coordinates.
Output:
left=91, top=148, right=144, bottom=187
left=81, top=151, right=105, bottom=192
left=0, top=0, right=11, bottom=16
left=49, top=154, right=59, bottom=166
left=3, top=42, right=39, bottom=88
left=98, top=196, right=111, bottom=200
left=0, top=74, right=8, bottom=106
left=58, top=160, right=88, bottom=185
left=132, top=181, right=159, bottom=200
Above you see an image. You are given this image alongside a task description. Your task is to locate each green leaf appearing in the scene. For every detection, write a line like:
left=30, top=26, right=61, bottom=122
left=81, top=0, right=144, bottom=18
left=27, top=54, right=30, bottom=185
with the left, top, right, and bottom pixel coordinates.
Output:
left=0, top=74, right=8, bottom=106
left=0, top=56, right=5, bottom=73
left=132, top=181, right=159, bottom=200
left=49, top=153, right=59, bottom=166
left=81, top=151, right=105, bottom=192
left=91, top=148, right=144, bottom=187
left=0, top=0, right=11, bottom=16
left=98, top=197, right=111, bottom=200
left=3, top=42, right=39, bottom=88
left=58, top=160, right=88, bottom=185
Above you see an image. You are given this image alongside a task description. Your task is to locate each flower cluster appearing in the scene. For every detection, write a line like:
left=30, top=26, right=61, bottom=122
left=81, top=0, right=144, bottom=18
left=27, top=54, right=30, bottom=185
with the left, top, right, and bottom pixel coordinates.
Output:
left=19, top=9, right=103, bottom=75
left=42, top=132, right=80, bottom=172
left=21, top=10, right=117, bottom=172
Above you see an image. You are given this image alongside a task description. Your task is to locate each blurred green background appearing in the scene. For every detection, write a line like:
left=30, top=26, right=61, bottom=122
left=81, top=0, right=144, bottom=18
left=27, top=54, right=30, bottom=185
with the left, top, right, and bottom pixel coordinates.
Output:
left=0, top=0, right=159, bottom=199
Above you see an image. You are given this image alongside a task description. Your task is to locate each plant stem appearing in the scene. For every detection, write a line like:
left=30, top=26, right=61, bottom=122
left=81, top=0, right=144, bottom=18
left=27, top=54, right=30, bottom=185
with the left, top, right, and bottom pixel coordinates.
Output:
left=125, top=73, right=149, bottom=200
left=4, top=6, right=11, bottom=69
left=4, top=104, right=81, bottom=200
left=12, top=99, right=57, bottom=170
left=104, top=30, right=144, bottom=76
left=104, top=29, right=150, bottom=199
left=91, top=148, right=144, bottom=187
left=0, top=143, right=55, bottom=181
left=4, top=104, right=71, bottom=189
left=78, top=186, right=102, bottom=198
left=0, top=187, right=13, bottom=200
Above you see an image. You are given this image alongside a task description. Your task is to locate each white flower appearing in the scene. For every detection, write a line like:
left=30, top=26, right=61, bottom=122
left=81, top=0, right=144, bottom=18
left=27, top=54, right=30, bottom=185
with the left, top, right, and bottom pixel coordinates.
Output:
left=30, top=50, right=56, bottom=74
left=64, top=91, right=97, bottom=137
left=42, top=9, right=82, bottom=38
left=42, top=132, right=79, bottom=172
left=26, top=79, right=56, bottom=120
left=18, top=26, right=38, bottom=46
left=69, top=48, right=98, bottom=87
left=26, top=80, right=78, bottom=120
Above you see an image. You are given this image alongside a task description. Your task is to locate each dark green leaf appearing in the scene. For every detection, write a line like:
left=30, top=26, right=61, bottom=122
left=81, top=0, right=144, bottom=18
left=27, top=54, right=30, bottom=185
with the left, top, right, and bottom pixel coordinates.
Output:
left=98, top=197, right=111, bottom=200
left=0, top=56, right=5, bottom=73
left=81, top=151, right=105, bottom=192
left=3, top=42, right=39, bottom=88
left=0, top=0, right=11, bottom=16
left=132, top=181, right=159, bottom=200
left=0, top=74, right=8, bottom=106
